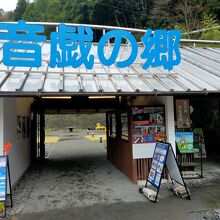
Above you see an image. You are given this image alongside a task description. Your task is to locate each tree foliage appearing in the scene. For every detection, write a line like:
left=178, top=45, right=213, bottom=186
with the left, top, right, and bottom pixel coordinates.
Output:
left=200, top=11, right=220, bottom=40
left=207, top=0, right=220, bottom=20
left=0, top=8, right=4, bottom=21
left=45, top=114, right=106, bottom=130
left=1, top=0, right=219, bottom=40
left=14, top=0, right=29, bottom=21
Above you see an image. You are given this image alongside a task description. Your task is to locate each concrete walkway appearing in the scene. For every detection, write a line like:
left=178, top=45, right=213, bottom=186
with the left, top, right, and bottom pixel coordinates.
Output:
left=8, top=130, right=220, bottom=219
left=22, top=131, right=145, bottom=214
left=12, top=184, right=220, bottom=220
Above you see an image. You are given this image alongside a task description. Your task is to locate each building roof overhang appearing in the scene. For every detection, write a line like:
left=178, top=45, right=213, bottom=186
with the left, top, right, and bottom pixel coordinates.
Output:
left=0, top=23, right=220, bottom=97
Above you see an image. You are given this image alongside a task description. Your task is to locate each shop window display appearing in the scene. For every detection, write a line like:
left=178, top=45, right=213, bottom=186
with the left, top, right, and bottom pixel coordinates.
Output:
left=132, top=106, right=166, bottom=144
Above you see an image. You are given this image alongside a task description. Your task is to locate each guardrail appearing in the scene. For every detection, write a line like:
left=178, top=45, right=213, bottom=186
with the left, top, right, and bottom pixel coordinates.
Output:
left=2, top=21, right=220, bottom=45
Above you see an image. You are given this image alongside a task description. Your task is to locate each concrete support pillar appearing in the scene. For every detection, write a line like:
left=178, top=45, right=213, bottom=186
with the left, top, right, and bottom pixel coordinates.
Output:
left=164, top=96, right=176, bottom=155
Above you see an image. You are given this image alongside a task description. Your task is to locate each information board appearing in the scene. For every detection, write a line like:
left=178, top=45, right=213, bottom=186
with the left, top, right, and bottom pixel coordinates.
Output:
left=0, top=156, right=7, bottom=202
left=148, top=142, right=169, bottom=188
left=176, top=99, right=190, bottom=129
left=145, top=141, right=190, bottom=202
left=193, top=128, right=207, bottom=158
left=175, top=132, right=196, bottom=153
left=132, top=106, right=166, bottom=144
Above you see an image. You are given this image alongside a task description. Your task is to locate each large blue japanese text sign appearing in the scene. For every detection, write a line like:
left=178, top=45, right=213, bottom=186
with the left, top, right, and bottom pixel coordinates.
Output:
left=0, top=20, right=46, bottom=68
left=0, top=20, right=181, bottom=71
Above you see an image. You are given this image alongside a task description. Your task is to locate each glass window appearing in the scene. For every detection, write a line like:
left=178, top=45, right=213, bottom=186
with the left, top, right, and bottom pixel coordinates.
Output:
left=111, top=113, right=116, bottom=137
left=132, top=106, right=166, bottom=144
left=120, top=113, right=128, bottom=140
left=108, top=113, right=116, bottom=138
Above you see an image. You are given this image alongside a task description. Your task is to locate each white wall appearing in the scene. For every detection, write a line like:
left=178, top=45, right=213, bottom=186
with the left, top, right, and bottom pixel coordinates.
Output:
left=2, top=98, right=33, bottom=186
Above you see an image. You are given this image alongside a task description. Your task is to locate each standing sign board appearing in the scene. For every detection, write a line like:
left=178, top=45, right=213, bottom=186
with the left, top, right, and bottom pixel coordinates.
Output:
left=0, top=155, right=13, bottom=218
left=166, top=145, right=185, bottom=186
left=175, top=132, right=196, bottom=153
left=148, top=142, right=169, bottom=188
left=193, top=128, right=207, bottom=158
left=146, top=141, right=190, bottom=202
left=0, top=156, right=7, bottom=202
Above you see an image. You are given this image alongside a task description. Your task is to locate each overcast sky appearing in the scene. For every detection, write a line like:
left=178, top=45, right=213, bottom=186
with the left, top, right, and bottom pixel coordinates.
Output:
left=1, top=0, right=33, bottom=12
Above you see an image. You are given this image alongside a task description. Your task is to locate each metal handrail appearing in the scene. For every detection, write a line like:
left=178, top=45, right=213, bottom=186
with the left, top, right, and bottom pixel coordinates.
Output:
left=2, top=21, right=147, bottom=33
left=1, top=21, right=220, bottom=44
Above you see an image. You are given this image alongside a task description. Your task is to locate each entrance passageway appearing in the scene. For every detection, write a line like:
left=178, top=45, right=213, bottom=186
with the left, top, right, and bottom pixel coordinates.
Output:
left=22, top=130, right=145, bottom=214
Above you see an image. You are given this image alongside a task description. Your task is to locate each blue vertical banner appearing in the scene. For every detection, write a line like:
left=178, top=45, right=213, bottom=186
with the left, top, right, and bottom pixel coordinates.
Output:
left=148, top=142, right=169, bottom=188
left=0, top=156, right=7, bottom=202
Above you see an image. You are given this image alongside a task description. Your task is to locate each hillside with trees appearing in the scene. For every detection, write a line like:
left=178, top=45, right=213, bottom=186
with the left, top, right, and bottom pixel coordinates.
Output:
left=0, top=0, right=219, bottom=39
left=45, top=114, right=106, bottom=130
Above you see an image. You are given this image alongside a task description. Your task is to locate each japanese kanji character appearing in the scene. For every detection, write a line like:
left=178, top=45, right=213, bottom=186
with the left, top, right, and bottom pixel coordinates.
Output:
left=50, top=24, right=94, bottom=69
left=0, top=20, right=46, bottom=67
left=141, top=29, right=181, bottom=70
left=97, top=30, right=138, bottom=68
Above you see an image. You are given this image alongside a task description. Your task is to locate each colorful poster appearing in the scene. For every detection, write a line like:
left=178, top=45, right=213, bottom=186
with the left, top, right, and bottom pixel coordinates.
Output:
left=193, top=128, right=207, bottom=158
left=175, top=132, right=196, bottom=153
left=0, top=156, right=7, bottom=202
left=176, top=100, right=190, bottom=128
left=132, top=106, right=166, bottom=144
left=148, top=142, right=169, bottom=188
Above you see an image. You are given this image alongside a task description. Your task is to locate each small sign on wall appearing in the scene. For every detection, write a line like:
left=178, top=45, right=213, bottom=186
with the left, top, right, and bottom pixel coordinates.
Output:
left=17, top=116, right=22, bottom=141
left=17, top=115, right=29, bottom=141
left=22, top=116, right=26, bottom=139
left=176, top=100, right=190, bottom=128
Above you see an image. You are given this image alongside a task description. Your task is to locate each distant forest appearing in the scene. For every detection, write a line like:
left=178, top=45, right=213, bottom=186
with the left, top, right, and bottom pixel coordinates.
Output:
left=0, top=0, right=220, bottom=39
left=45, top=114, right=106, bottom=130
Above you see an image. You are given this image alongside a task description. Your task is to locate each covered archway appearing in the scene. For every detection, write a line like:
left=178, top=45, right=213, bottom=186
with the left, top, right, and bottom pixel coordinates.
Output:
left=0, top=22, right=220, bottom=186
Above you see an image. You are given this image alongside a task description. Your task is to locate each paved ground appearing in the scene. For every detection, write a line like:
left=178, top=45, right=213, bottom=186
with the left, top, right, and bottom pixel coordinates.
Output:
left=6, top=130, right=220, bottom=219
left=10, top=184, right=220, bottom=220
left=22, top=131, right=145, bottom=214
